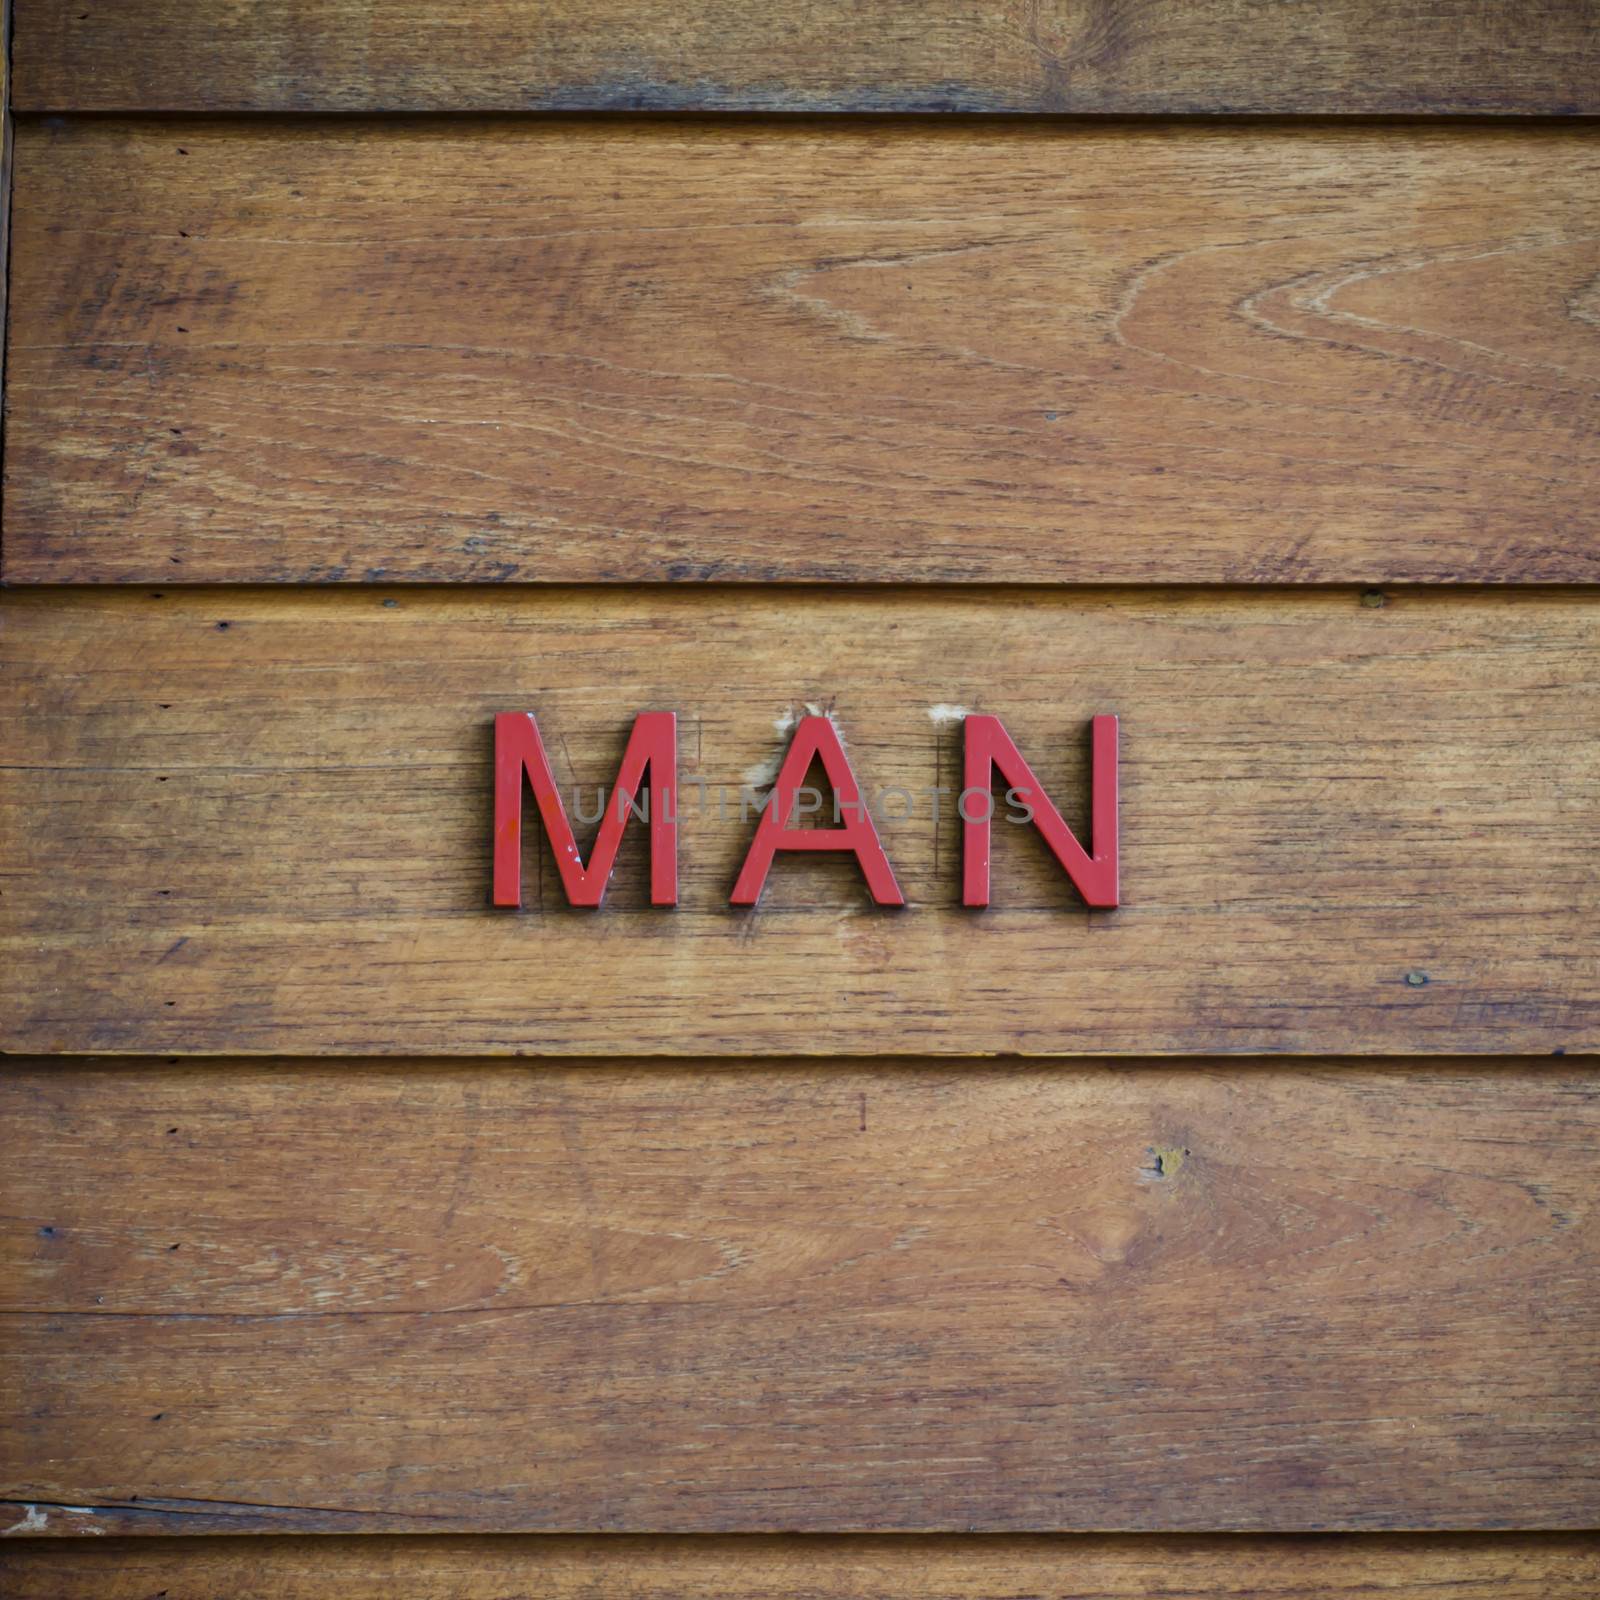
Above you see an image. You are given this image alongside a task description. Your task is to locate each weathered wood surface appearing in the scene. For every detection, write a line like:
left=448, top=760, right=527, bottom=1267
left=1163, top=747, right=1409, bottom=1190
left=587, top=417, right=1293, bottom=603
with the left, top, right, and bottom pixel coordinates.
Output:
left=6, top=120, right=1599, bottom=586
left=0, top=0, right=11, bottom=415
left=12, top=0, right=1600, bottom=113
left=3, top=1534, right=1598, bottom=1594
left=3, top=1060, right=1597, bottom=1531
left=4, top=587, right=1598, bottom=1057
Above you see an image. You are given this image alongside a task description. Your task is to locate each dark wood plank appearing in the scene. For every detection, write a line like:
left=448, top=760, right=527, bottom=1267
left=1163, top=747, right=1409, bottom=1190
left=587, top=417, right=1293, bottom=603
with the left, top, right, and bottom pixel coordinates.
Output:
left=3, top=1060, right=1597, bottom=1531
left=2, top=1533, right=1598, bottom=1592
left=4, top=587, right=1598, bottom=1057
left=0, top=0, right=11, bottom=415
left=11, top=0, right=1600, bottom=113
left=5, top=119, right=1598, bottom=585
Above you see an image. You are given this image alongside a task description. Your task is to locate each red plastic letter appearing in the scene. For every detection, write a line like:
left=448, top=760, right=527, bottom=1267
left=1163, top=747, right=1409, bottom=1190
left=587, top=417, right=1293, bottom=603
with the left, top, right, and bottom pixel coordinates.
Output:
left=730, top=716, right=903, bottom=906
left=962, top=714, right=1118, bottom=908
left=494, top=711, right=677, bottom=908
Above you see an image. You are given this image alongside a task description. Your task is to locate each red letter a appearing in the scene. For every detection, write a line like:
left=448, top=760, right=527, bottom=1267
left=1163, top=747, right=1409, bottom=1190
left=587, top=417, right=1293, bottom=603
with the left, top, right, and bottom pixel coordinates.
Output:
left=962, top=714, right=1118, bottom=908
left=730, top=716, right=903, bottom=907
left=494, top=711, right=677, bottom=908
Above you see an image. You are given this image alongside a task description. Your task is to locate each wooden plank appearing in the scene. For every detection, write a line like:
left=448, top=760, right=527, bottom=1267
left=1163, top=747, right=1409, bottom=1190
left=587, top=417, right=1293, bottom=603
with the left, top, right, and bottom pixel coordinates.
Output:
left=2, top=1060, right=1597, bottom=1531
left=5, top=120, right=1598, bottom=587
left=0, top=0, right=11, bottom=417
left=3, top=1534, right=1599, bottom=1595
left=3, top=587, right=1598, bottom=1057
left=11, top=0, right=1600, bottom=113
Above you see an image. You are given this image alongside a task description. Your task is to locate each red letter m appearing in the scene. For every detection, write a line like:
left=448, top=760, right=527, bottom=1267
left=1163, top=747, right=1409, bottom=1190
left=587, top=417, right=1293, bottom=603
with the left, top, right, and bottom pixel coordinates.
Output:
left=962, top=714, right=1118, bottom=908
left=493, top=711, right=677, bottom=908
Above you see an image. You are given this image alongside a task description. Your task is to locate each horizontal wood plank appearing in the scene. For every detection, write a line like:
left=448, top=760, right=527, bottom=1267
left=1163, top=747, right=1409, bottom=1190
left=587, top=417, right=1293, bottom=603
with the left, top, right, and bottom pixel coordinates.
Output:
left=0, top=0, right=10, bottom=389
left=12, top=0, right=1600, bottom=113
left=3, top=1060, right=1597, bottom=1531
left=2, top=1534, right=1599, bottom=1593
left=5, top=120, right=1599, bottom=585
left=3, top=587, right=1598, bottom=1057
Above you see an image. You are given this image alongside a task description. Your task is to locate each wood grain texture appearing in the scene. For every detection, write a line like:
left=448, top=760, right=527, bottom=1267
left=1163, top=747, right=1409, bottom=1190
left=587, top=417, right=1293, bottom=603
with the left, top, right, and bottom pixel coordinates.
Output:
left=4, top=586, right=1599, bottom=1057
left=3, top=1060, right=1597, bottom=1531
left=11, top=0, right=1600, bottom=113
left=6, top=119, right=1599, bottom=586
left=0, top=0, right=11, bottom=417
left=3, top=1534, right=1599, bottom=1593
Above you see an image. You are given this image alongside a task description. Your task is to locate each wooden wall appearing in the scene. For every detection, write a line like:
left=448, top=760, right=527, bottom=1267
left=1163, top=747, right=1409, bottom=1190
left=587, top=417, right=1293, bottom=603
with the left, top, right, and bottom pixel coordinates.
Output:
left=2, top=2, right=1597, bottom=1594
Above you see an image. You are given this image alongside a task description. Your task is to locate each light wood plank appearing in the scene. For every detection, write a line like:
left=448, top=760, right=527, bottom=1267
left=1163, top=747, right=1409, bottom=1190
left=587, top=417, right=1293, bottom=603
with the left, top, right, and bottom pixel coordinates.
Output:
left=3, top=587, right=1598, bottom=1056
left=11, top=0, right=1600, bottom=113
left=2, top=1532, right=1598, bottom=1592
left=5, top=120, right=1598, bottom=585
left=3, top=1061, right=1597, bottom=1530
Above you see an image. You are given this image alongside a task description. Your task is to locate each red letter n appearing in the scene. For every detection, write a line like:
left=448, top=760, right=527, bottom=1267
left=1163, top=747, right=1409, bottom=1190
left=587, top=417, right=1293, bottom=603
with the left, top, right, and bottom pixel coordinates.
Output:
left=730, top=715, right=903, bottom=907
left=493, top=711, right=677, bottom=908
left=962, top=714, right=1118, bottom=908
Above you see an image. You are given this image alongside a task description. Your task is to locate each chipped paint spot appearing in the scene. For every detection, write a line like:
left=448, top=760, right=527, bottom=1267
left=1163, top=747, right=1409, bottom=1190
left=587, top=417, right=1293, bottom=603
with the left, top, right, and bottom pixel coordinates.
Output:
left=760, top=702, right=844, bottom=783
left=743, top=755, right=782, bottom=789
left=4, top=1505, right=49, bottom=1535
left=928, top=703, right=973, bottom=726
